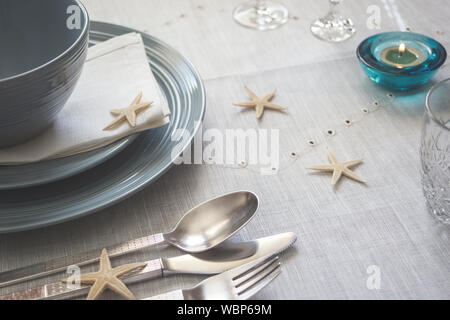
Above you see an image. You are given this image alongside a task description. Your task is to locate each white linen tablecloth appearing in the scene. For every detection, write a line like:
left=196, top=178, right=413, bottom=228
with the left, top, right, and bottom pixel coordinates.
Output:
left=0, top=0, right=449, bottom=300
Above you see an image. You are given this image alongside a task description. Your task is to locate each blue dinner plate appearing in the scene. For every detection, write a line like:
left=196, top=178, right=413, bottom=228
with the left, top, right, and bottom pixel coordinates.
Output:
left=0, top=21, right=206, bottom=233
left=0, top=135, right=137, bottom=190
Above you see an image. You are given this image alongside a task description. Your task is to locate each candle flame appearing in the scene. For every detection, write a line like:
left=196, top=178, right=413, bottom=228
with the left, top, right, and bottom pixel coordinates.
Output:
left=399, top=43, right=406, bottom=54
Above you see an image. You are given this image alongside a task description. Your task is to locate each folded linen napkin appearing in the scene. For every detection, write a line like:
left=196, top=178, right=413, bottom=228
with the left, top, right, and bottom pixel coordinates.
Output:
left=0, top=32, right=170, bottom=165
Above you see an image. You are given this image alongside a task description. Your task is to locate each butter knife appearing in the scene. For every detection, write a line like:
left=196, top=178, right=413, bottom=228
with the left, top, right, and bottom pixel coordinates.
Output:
left=0, top=232, right=296, bottom=300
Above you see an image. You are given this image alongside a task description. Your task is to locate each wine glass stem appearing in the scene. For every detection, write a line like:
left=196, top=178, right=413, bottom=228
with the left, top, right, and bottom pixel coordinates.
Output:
left=328, top=0, right=341, bottom=17
left=255, top=0, right=267, bottom=11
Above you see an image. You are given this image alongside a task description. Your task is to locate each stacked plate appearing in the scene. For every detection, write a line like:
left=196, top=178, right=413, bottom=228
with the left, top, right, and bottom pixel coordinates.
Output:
left=0, top=22, right=205, bottom=233
left=0, top=0, right=89, bottom=147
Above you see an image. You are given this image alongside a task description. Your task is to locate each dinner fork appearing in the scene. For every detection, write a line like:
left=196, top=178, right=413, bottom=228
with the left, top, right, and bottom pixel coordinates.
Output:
left=144, top=255, right=281, bottom=300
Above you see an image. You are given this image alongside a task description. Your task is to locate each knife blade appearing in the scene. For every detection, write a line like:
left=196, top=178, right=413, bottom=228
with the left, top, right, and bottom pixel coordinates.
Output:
left=0, top=232, right=296, bottom=300
left=164, top=232, right=296, bottom=274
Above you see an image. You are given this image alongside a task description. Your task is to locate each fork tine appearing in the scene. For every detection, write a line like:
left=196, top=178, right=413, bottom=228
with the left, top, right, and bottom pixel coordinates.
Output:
left=237, top=264, right=281, bottom=300
left=224, top=254, right=278, bottom=279
left=233, top=256, right=279, bottom=287
left=235, top=258, right=280, bottom=295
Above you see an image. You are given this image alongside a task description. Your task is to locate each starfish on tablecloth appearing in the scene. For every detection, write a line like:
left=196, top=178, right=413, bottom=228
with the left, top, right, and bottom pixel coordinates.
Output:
left=233, top=87, right=287, bottom=118
left=308, top=149, right=366, bottom=185
left=62, top=248, right=145, bottom=300
left=103, top=92, right=153, bottom=130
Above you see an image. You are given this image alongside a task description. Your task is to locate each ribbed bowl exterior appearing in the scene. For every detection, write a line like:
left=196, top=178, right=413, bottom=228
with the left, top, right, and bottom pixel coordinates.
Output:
left=0, top=3, right=89, bottom=148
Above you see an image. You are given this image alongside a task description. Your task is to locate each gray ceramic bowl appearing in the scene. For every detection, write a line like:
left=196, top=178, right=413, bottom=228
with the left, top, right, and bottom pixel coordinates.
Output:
left=0, top=0, right=89, bottom=148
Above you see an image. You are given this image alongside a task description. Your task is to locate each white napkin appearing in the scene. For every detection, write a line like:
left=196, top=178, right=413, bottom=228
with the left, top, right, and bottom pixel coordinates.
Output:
left=0, top=32, right=170, bottom=165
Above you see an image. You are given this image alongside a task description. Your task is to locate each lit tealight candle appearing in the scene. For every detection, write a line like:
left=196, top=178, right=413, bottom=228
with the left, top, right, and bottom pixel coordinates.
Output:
left=380, top=42, right=425, bottom=68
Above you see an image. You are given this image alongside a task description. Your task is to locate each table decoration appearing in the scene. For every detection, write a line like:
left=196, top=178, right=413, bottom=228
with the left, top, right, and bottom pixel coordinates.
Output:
left=233, top=0, right=289, bottom=31
left=219, top=84, right=390, bottom=176
left=357, top=32, right=447, bottom=91
left=307, top=149, right=365, bottom=185
left=379, top=43, right=425, bottom=68
left=421, top=78, right=450, bottom=224
left=62, top=249, right=146, bottom=300
left=310, top=0, right=355, bottom=42
left=103, top=92, right=153, bottom=130
left=233, top=87, right=287, bottom=118
left=0, top=21, right=205, bottom=234
left=0, top=0, right=445, bottom=302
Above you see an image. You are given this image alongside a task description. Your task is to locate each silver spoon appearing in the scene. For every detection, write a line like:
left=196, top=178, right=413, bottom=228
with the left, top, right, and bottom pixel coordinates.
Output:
left=0, top=190, right=259, bottom=288
left=165, top=190, right=259, bottom=252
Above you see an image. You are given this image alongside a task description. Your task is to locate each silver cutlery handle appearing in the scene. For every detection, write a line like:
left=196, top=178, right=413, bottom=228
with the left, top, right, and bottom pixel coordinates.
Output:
left=0, top=258, right=164, bottom=300
left=143, top=289, right=184, bottom=300
left=0, top=233, right=165, bottom=288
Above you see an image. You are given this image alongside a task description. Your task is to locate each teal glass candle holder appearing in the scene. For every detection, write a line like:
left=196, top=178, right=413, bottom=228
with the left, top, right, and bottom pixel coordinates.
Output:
left=357, top=32, right=447, bottom=91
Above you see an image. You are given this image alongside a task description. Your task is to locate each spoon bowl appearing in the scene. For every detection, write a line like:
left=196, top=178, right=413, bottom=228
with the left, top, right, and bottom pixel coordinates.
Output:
left=164, top=191, right=259, bottom=253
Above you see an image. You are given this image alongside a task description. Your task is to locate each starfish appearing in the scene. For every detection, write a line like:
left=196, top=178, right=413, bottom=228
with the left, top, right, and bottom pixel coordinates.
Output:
left=62, top=248, right=146, bottom=300
left=233, top=87, right=287, bottom=118
left=307, top=149, right=366, bottom=185
left=103, top=92, right=153, bottom=130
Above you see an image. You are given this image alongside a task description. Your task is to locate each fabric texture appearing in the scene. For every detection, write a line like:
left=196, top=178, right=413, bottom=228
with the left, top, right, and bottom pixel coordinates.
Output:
left=0, top=0, right=449, bottom=300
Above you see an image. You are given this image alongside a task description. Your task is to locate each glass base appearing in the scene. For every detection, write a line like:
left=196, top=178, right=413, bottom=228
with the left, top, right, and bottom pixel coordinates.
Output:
left=310, top=16, right=355, bottom=42
left=233, top=1, right=289, bottom=31
left=424, top=182, right=450, bottom=225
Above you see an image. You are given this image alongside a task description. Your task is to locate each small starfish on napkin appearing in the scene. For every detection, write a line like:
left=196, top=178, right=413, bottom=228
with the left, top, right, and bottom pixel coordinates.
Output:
left=307, top=149, right=366, bottom=185
left=62, top=248, right=145, bottom=300
left=233, top=87, right=287, bottom=119
left=103, top=92, right=153, bottom=130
